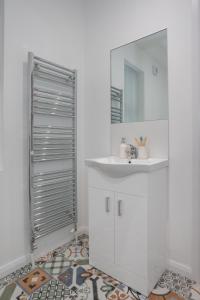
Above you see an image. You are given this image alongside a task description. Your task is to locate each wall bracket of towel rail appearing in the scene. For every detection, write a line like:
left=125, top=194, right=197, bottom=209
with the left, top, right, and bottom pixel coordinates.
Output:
left=28, top=53, right=77, bottom=250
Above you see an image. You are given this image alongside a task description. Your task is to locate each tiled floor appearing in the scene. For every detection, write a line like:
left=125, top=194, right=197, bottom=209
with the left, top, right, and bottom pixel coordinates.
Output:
left=0, top=235, right=199, bottom=300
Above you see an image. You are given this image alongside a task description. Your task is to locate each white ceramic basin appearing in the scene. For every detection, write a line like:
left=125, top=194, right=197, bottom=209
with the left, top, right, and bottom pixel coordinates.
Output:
left=85, top=156, right=168, bottom=177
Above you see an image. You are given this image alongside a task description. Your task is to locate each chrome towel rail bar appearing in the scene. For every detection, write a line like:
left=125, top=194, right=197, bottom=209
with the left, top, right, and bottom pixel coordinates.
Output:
left=33, top=98, right=74, bottom=109
left=34, top=219, right=74, bottom=240
left=35, top=62, right=75, bottom=79
left=35, top=64, right=75, bottom=81
left=33, top=109, right=75, bottom=118
left=33, top=168, right=74, bottom=178
left=34, top=68, right=75, bottom=84
left=34, top=95, right=74, bottom=106
left=32, top=156, right=75, bottom=163
left=34, top=210, right=74, bottom=226
left=33, top=70, right=75, bottom=88
left=33, top=183, right=75, bottom=195
left=33, top=189, right=74, bottom=201
left=33, top=192, right=74, bottom=202
left=33, top=137, right=74, bottom=141
left=28, top=52, right=77, bottom=250
left=34, top=196, right=74, bottom=209
left=33, top=187, right=75, bottom=200
left=33, top=198, right=74, bottom=211
left=111, top=86, right=123, bottom=124
left=34, top=55, right=75, bottom=75
left=34, top=204, right=74, bottom=220
left=34, top=87, right=74, bottom=100
left=33, top=125, right=75, bottom=131
left=33, top=176, right=75, bottom=187
left=33, top=102, right=74, bottom=113
left=34, top=217, right=75, bottom=232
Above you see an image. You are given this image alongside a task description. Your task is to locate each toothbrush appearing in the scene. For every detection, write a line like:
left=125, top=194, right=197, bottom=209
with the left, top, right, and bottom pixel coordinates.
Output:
left=143, top=137, right=147, bottom=146
left=134, top=136, right=148, bottom=147
left=134, top=137, right=140, bottom=146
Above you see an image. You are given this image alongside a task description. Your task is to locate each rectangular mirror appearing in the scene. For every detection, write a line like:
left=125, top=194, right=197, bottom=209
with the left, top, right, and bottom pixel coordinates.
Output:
left=110, top=29, right=168, bottom=124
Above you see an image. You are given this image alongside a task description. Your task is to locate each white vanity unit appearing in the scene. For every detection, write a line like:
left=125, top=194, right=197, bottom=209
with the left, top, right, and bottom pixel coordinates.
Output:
left=86, top=156, right=168, bottom=296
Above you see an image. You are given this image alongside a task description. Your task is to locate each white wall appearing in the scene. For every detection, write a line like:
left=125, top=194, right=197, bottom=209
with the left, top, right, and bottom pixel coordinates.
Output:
left=0, top=0, right=4, bottom=170
left=0, top=0, right=86, bottom=275
left=192, top=0, right=200, bottom=282
left=85, top=0, right=194, bottom=278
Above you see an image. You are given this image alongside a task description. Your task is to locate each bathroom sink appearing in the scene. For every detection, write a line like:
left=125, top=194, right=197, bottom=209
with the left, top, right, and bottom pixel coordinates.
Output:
left=85, top=156, right=168, bottom=177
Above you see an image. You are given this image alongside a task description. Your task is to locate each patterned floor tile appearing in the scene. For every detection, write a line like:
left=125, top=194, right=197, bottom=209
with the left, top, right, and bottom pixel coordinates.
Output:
left=107, top=287, right=138, bottom=300
left=77, top=234, right=89, bottom=249
left=29, top=279, right=90, bottom=300
left=17, top=268, right=51, bottom=295
left=149, top=291, right=184, bottom=299
left=58, top=263, right=90, bottom=288
left=81, top=265, right=120, bottom=288
left=41, top=254, right=71, bottom=276
left=0, top=282, right=29, bottom=300
left=35, top=252, right=55, bottom=266
left=85, top=276, right=115, bottom=300
left=189, top=284, right=200, bottom=299
left=0, top=263, right=32, bottom=290
left=63, top=242, right=89, bottom=262
left=35, top=241, right=74, bottom=267
left=116, top=283, right=146, bottom=300
left=157, top=270, right=195, bottom=298
left=81, top=269, right=117, bottom=299
left=149, top=286, right=184, bottom=299
left=58, top=262, right=122, bottom=299
left=35, top=236, right=88, bottom=267
left=0, top=235, right=198, bottom=300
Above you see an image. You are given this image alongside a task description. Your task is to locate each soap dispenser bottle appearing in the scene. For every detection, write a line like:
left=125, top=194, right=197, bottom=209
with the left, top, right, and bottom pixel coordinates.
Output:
left=120, top=137, right=128, bottom=159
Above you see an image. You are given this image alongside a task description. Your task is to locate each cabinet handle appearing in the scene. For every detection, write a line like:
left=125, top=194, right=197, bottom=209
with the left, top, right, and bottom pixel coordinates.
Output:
left=105, top=197, right=110, bottom=213
left=118, top=200, right=122, bottom=216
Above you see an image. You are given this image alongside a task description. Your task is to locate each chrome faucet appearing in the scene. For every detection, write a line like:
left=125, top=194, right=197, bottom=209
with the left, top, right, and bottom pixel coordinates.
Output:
left=126, top=144, right=138, bottom=161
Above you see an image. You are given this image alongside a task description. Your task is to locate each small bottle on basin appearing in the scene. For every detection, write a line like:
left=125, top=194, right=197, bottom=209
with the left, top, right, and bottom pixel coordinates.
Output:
left=120, top=137, right=128, bottom=159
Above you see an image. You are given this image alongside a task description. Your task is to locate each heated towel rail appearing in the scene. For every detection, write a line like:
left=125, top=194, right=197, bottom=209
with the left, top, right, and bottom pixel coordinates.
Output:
left=111, top=86, right=123, bottom=123
left=28, top=53, right=77, bottom=250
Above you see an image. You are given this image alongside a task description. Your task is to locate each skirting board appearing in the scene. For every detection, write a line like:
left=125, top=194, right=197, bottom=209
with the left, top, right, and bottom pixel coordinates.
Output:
left=168, top=259, right=192, bottom=279
left=0, top=255, right=193, bottom=283
left=0, top=225, right=88, bottom=279
left=77, top=225, right=89, bottom=235
left=0, top=254, right=31, bottom=279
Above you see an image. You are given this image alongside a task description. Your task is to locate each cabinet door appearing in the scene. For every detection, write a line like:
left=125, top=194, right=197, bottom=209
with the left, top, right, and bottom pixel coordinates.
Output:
left=115, top=193, right=147, bottom=278
left=89, top=187, right=115, bottom=267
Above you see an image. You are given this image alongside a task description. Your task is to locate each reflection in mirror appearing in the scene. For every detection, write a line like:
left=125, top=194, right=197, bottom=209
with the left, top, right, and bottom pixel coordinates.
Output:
left=111, top=29, right=168, bottom=124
